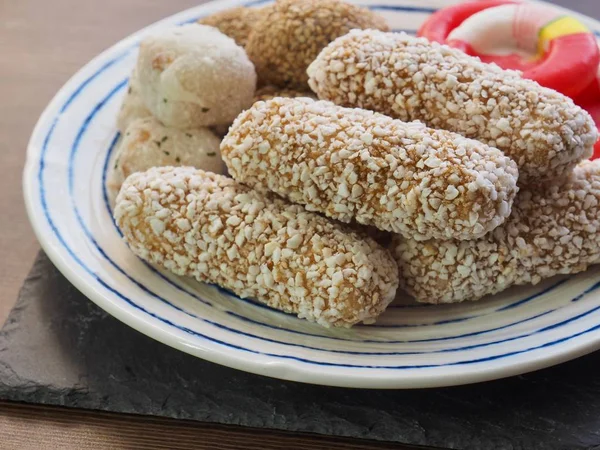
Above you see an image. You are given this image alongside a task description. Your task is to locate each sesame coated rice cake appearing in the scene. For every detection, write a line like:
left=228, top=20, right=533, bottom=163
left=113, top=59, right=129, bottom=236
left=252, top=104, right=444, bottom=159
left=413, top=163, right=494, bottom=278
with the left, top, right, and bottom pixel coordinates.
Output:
left=245, top=0, right=389, bottom=89
left=198, top=6, right=267, bottom=48
left=253, top=85, right=316, bottom=103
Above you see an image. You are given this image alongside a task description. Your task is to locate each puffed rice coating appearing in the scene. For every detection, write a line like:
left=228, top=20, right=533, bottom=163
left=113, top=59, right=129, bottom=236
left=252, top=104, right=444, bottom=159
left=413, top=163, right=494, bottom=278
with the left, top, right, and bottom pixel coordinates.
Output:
left=393, top=160, right=600, bottom=304
left=115, top=167, right=399, bottom=327
left=308, top=30, right=598, bottom=185
left=221, top=97, right=519, bottom=241
left=253, top=85, right=316, bottom=103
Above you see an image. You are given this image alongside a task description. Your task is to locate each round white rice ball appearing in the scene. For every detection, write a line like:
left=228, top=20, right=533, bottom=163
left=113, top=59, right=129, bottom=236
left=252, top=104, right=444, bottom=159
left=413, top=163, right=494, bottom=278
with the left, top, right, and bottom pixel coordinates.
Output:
left=136, top=24, right=256, bottom=129
left=109, top=117, right=224, bottom=193
left=116, top=68, right=152, bottom=132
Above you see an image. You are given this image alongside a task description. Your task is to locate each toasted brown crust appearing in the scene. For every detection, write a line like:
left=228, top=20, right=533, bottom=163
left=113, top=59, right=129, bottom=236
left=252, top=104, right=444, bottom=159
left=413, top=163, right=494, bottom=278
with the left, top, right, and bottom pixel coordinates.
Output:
left=198, top=6, right=267, bottom=47
left=246, top=0, right=389, bottom=89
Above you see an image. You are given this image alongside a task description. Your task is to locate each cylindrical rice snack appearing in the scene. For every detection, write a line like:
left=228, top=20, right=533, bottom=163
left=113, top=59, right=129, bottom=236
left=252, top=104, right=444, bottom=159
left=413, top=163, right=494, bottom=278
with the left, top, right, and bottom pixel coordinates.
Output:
left=221, top=97, right=519, bottom=241
left=136, top=24, right=256, bottom=129
left=115, top=167, right=399, bottom=328
left=109, top=117, right=224, bottom=193
left=308, top=30, right=598, bottom=185
left=245, top=0, right=389, bottom=89
left=393, top=160, right=600, bottom=304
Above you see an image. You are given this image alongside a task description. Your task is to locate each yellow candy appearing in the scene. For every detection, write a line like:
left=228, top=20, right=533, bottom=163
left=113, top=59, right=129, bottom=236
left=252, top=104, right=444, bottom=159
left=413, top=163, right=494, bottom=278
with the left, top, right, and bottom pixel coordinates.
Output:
left=538, top=16, right=589, bottom=54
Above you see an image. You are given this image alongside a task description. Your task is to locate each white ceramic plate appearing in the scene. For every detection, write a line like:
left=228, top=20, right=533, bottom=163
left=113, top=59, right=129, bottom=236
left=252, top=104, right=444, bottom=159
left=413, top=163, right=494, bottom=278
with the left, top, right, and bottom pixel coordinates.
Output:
left=23, top=0, right=600, bottom=389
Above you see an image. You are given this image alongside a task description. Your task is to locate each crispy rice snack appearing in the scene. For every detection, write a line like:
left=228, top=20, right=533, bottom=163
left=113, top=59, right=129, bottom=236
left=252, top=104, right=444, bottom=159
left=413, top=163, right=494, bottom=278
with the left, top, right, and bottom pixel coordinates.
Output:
left=253, top=85, right=316, bottom=103
left=308, top=30, right=597, bottom=185
left=115, top=167, right=399, bottom=327
left=393, top=160, right=600, bottom=304
left=221, top=98, right=519, bottom=241
left=245, top=0, right=389, bottom=89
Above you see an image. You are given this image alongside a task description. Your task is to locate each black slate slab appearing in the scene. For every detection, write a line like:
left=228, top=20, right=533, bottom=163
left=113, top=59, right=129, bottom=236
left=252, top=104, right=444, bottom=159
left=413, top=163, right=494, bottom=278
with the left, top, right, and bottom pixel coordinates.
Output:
left=1, top=252, right=600, bottom=450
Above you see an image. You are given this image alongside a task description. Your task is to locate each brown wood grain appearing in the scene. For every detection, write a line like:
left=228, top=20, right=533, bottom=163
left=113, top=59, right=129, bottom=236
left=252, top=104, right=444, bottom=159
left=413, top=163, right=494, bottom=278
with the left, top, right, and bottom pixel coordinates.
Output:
left=0, top=402, right=427, bottom=450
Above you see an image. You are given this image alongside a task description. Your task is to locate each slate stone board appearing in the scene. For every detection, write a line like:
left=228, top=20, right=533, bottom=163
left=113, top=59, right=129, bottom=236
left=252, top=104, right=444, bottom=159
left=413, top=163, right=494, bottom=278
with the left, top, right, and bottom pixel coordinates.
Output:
left=2, top=252, right=600, bottom=450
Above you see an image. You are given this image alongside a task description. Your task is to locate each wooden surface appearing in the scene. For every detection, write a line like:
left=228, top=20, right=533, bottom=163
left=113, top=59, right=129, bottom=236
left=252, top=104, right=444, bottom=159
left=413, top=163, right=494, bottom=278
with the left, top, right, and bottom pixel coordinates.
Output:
left=0, top=402, right=424, bottom=450
left=0, top=0, right=599, bottom=449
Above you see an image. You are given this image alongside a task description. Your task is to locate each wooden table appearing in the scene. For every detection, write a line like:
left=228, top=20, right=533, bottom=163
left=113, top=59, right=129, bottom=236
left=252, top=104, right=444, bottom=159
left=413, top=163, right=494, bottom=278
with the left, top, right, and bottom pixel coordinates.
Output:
left=1, top=0, right=598, bottom=448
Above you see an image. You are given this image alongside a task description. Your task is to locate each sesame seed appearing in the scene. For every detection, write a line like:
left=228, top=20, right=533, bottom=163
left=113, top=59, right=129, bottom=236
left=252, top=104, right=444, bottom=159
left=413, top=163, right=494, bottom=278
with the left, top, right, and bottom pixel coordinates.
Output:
left=149, top=218, right=165, bottom=235
left=253, top=85, right=317, bottom=103
left=286, top=234, right=303, bottom=249
left=332, top=271, right=344, bottom=286
left=176, top=218, right=191, bottom=231
left=264, top=241, right=279, bottom=256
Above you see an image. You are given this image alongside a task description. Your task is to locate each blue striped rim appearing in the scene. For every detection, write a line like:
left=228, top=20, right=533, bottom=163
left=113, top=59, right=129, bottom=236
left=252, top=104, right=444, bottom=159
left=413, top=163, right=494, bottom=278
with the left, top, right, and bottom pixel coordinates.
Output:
left=369, top=4, right=435, bottom=13
left=241, top=0, right=436, bottom=13
left=35, top=1, right=600, bottom=368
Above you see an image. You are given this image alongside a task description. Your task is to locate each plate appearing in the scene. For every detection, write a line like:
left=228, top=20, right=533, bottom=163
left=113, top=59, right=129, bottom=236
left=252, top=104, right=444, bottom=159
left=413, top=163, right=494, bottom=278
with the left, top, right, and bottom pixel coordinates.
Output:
left=23, top=0, right=600, bottom=389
